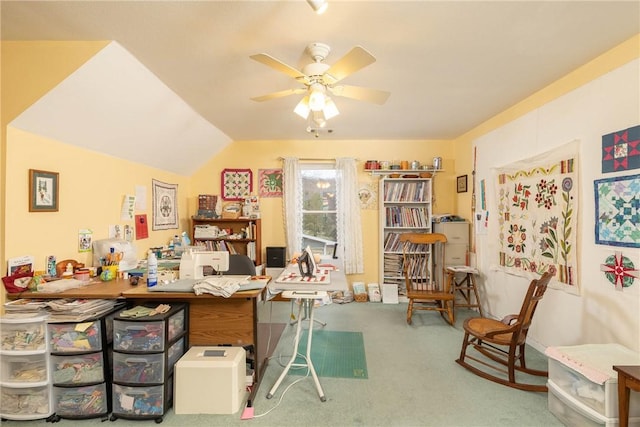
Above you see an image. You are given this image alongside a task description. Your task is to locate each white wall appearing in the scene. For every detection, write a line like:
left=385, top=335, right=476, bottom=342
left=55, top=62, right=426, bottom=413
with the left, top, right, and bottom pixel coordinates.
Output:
left=473, top=59, right=640, bottom=353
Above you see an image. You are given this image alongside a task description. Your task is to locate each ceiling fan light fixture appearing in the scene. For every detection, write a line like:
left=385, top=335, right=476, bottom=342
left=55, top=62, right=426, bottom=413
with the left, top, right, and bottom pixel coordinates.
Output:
left=306, top=0, right=328, bottom=15
left=308, top=84, right=326, bottom=112
left=323, top=97, right=339, bottom=119
left=294, top=95, right=311, bottom=119
left=311, top=111, right=327, bottom=128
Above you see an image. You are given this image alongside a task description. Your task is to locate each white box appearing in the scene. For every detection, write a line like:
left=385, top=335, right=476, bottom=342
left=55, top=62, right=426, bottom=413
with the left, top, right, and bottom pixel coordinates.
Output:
left=547, top=344, right=640, bottom=418
left=548, top=380, right=640, bottom=427
left=382, top=283, right=399, bottom=304
left=174, top=346, right=246, bottom=415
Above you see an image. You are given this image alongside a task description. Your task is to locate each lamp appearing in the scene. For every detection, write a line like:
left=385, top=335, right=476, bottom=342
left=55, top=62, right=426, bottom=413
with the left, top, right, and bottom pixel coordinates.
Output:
left=307, top=0, right=328, bottom=14
left=308, top=84, right=326, bottom=111
left=294, top=91, right=340, bottom=123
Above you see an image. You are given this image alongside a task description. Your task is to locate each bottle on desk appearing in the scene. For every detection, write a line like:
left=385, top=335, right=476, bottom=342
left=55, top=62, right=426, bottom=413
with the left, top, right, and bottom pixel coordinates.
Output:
left=147, top=251, right=158, bottom=288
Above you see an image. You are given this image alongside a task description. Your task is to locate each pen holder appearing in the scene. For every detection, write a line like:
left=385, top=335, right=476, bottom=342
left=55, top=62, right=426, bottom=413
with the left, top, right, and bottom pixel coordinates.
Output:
left=100, top=265, right=118, bottom=281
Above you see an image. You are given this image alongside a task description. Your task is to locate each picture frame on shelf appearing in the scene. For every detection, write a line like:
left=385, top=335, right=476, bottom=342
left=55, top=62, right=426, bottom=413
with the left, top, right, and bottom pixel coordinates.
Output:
left=457, top=175, right=468, bottom=193
left=29, top=169, right=59, bottom=212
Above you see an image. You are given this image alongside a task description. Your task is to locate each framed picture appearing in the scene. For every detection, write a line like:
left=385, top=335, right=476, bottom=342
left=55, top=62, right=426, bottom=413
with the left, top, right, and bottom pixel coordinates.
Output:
left=29, top=169, right=59, bottom=212
left=457, top=175, right=468, bottom=193
left=222, top=168, right=253, bottom=201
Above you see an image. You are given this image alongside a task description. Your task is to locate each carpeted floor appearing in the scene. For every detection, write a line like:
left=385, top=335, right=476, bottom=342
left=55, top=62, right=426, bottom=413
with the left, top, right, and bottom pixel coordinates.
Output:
left=290, top=330, right=368, bottom=379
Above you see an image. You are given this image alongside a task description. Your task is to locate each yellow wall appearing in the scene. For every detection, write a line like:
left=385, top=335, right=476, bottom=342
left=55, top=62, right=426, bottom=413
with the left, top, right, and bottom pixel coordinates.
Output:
left=189, top=139, right=456, bottom=286
left=453, top=34, right=640, bottom=234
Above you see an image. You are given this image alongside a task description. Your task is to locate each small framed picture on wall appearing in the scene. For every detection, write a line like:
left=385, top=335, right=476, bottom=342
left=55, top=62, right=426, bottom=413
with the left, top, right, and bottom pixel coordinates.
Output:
left=457, top=175, right=468, bottom=193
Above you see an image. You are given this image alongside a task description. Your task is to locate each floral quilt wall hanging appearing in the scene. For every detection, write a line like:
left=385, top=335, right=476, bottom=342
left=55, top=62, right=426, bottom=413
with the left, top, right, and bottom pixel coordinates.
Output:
left=494, top=140, right=579, bottom=295
left=221, top=168, right=252, bottom=201
left=152, top=179, right=178, bottom=230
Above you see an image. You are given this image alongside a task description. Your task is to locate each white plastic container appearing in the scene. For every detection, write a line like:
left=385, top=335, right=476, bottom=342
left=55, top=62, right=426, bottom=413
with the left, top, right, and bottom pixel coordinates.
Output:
left=147, top=251, right=158, bottom=288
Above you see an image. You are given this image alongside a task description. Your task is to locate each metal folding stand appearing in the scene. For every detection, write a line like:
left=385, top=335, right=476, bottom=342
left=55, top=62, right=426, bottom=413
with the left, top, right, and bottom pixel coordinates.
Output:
left=267, top=290, right=327, bottom=402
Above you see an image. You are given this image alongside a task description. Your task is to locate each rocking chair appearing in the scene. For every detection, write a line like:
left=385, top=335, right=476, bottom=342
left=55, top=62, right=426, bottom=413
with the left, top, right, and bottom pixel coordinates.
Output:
left=455, top=271, right=554, bottom=392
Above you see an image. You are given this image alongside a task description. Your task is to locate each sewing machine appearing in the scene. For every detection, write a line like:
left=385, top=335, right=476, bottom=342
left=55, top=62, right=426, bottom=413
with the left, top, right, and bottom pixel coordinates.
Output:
left=179, top=250, right=229, bottom=280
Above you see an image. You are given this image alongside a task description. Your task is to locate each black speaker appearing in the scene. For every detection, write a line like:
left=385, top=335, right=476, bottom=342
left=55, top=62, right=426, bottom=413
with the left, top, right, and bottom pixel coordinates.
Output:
left=266, top=246, right=286, bottom=268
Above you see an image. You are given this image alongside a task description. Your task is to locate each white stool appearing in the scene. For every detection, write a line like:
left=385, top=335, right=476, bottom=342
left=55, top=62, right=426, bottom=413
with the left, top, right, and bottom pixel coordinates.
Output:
left=266, top=290, right=327, bottom=402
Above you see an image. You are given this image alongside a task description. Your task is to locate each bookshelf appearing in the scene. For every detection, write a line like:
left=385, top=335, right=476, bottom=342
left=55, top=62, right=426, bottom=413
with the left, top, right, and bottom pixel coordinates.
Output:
left=191, top=217, right=262, bottom=265
left=379, top=177, right=433, bottom=298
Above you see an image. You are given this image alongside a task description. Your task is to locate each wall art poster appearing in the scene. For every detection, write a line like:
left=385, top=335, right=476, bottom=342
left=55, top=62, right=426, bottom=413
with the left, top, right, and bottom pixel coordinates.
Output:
left=602, top=124, right=640, bottom=173
left=358, top=182, right=378, bottom=210
left=494, top=140, right=579, bottom=295
left=152, top=179, right=178, bottom=230
left=222, top=168, right=252, bottom=201
left=594, top=174, right=640, bottom=247
left=258, top=168, right=283, bottom=197
left=600, top=251, right=639, bottom=291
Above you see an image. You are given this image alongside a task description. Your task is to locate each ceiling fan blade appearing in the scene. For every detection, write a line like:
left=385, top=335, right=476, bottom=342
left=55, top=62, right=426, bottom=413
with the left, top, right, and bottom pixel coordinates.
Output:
left=323, top=46, right=376, bottom=84
left=250, top=53, right=306, bottom=80
left=251, top=88, right=305, bottom=102
left=331, top=85, right=390, bottom=105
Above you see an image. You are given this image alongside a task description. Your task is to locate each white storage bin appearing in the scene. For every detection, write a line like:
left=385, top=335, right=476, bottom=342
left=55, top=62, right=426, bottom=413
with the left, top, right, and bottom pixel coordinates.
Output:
left=0, top=319, right=47, bottom=352
left=174, top=346, right=246, bottom=414
left=113, top=321, right=165, bottom=352
left=53, top=383, right=108, bottom=416
left=1, top=353, right=48, bottom=384
left=113, top=352, right=165, bottom=384
left=548, top=380, right=640, bottom=427
left=0, top=385, right=50, bottom=417
left=112, top=383, right=166, bottom=416
left=547, top=344, right=640, bottom=418
left=52, top=352, right=104, bottom=385
left=48, top=321, right=103, bottom=352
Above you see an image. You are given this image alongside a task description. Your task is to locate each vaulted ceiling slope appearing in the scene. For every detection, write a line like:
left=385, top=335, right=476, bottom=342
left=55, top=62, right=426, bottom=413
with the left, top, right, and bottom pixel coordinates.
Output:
left=3, top=1, right=639, bottom=155
left=9, top=42, right=231, bottom=176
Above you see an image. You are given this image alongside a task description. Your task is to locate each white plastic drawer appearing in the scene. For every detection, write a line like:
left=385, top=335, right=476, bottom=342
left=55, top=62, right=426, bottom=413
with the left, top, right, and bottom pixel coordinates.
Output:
left=167, top=309, right=186, bottom=342
left=0, top=353, right=48, bottom=384
left=550, top=358, right=640, bottom=418
left=0, top=385, right=50, bottom=416
left=52, top=352, right=105, bottom=385
left=113, top=321, right=165, bottom=352
left=53, top=383, right=107, bottom=416
left=167, top=337, right=185, bottom=371
left=0, top=321, right=46, bottom=352
left=48, top=321, right=103, bottom=352
left=113, top=352, right=165, bottom=384
left=112, top=383, right=166, bottom=416
left=548, top=380, right=640, bottom=427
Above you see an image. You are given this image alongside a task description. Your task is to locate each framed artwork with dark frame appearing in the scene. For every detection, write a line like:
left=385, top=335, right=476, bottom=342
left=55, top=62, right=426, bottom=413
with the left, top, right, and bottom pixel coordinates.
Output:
left=29, top=169, right=59, bottom=212
left=457, top=174, right=468, bottom=193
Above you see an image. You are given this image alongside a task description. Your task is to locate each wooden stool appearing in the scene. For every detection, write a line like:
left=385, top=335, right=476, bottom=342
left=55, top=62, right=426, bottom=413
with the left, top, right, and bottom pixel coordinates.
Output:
left=446, top=266, right=484, bottom=317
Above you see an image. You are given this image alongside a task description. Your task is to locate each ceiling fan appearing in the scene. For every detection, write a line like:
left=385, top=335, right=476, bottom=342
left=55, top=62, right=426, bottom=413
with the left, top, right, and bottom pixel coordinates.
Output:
left=250, top=42, right=390, bottom=128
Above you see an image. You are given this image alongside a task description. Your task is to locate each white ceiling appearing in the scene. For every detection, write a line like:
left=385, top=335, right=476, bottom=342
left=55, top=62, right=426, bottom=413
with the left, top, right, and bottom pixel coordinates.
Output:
left=2, top=1, right=639, bottom=171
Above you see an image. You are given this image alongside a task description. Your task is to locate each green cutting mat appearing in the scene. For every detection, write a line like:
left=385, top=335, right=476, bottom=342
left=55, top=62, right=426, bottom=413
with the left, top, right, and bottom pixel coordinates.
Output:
left=289, top=330, right=368, bottom=379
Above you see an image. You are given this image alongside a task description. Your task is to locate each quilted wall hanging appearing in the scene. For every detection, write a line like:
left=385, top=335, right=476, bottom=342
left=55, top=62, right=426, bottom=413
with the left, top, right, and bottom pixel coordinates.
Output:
left=258, top=168, right=283, bottom=198
left=152, top=179, right=178, bottom=230
left=600, top=251, right=640, bottom=291
left=594, top=173, right=640, bottom=247
left=494, top=140, right=580, bottom=295
left=221, top=168, right=252, bottom=201
left=602, top=124, right=640, bottom=173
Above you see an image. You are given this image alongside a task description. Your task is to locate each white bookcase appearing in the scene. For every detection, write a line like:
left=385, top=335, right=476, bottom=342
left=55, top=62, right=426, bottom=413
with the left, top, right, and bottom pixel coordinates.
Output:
left=379, top=176, right=433, bottom=298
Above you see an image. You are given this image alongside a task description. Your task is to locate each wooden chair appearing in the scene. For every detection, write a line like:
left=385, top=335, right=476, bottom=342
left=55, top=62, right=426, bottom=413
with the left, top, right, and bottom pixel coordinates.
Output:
left=400, top=232, right=454, bottom=325
left=455, top=271, right=554, bottom=392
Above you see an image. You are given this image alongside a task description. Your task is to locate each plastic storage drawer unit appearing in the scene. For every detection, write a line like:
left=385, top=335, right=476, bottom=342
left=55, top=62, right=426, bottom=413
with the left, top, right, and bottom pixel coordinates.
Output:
left=113, top=352, right=165, bottom=384
left=53, top=383, right=108, bottom=417
left=546, top=344, right=640, bottom=419
left=52, top=353, right=105, bottom=385
left=48, top=321, right=103, bottom=353
left=1, top=353, right=48, bottom=384
left=174, top=346, right=246, bottom=415
left=0, top=385, right=50, bottom=418
left=548, top=380, right=640, bottom=427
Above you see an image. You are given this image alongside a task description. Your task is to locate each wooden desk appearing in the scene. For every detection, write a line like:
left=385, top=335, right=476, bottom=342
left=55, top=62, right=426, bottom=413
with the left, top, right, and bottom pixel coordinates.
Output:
left=613, top=365, right=640, bottom=427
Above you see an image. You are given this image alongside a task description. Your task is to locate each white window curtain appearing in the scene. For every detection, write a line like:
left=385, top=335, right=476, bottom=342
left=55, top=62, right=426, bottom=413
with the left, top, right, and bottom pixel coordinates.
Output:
left=282, top=157, right=302, bottom=258
left=282, top=157, right=363, bottom=274
left=336, top=157, right=364, bottom=274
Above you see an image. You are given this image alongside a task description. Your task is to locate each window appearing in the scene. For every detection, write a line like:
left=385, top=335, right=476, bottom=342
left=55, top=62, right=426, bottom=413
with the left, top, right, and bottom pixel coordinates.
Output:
left=301, top=166, right=337, bottom=256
